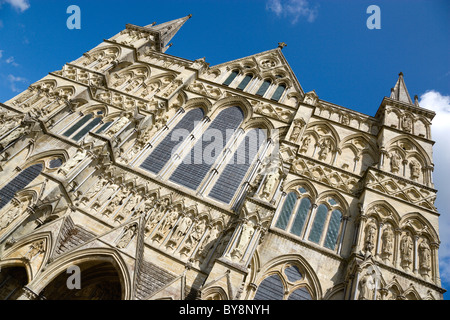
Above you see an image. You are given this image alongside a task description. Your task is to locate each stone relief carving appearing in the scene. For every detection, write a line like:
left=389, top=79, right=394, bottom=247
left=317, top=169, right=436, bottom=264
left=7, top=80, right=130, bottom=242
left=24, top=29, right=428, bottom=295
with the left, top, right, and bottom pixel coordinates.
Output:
left=58, top=148, right=87, bottom=176
left=116, top=224, right=137, bottom=249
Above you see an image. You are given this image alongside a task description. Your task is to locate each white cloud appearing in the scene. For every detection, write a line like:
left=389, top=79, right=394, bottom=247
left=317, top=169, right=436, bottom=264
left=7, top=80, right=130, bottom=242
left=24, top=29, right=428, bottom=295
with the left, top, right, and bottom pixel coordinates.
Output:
left=419, top=90, right=450, bottom=284
left=5, top=56, right=19, bottom=67
left=266, top=0, right=318, bottom=24
left=3, top=0, right=30, bottom=12
left=7, top=74, right=27, bottom=92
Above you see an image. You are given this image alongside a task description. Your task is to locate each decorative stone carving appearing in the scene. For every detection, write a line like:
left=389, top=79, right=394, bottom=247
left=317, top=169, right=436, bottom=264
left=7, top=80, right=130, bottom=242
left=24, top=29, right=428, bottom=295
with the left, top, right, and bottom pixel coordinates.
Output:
left=0, top=199, right=26, bottom=231
left=116, top=224, right=137, bottom=249
left=259, top=170, right=280, bottom=201
left=364, top=222, right=377, bottom=257
left=402, top=116, right=412, bottom=133
left=299, top=136, right=311, bottom=154
left=400, top=232, right=414, bottom=271
left=0, top=125, right=30, bottom=149
left=58, top=148, right=87, bottom=176
left=410, top=160, right=421, bottom=181
left=390, top=151, right=401, bottom=174
left=419, top=240, right=432, bottom=277
left=317, top=138, right=332, bottom=161
left=106, top=115, right=130, bottom=137
left=231, top=220, right=255, bottom=260
left=23, top=240, right=45, bottom=261
left=380, top=225, right=394, bottom=262
left=181, top=219, right=206, bottom=256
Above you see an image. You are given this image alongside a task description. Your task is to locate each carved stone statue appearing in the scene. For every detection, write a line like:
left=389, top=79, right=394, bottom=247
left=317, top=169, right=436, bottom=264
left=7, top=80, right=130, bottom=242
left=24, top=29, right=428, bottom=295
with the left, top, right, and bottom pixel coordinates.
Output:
left=81, top=178, right=105, bottom=203
left=400, top=233, right=413, bottom=271
left=419, top=241, right=432, bottom=275
left=0, top=125, right=29, bottom=148
left=402, top=116, right=412, bottom=133
left=23, top=240, right=45, bottom=261
left=300, top=136, right=311, bottom=153
left=106, top=116, right=129, bottom=137
left=0, top=200, right=26, bottom=231
left=318, top=138, right=332, bottom=161
left=171, top=214, right=192, bottom=242
left=259, top=170, right=280, bottom=201
left=233, top=220, right=255, bottom=259
left=390, top=151, right=401, bottom=174
left=381, top=225, right=394, bottom=261
left=358, top=270, right=375, bottom=300
left=364, top=222, right=377, bottom=257
left=0, top=118, right=20, bottom=137
left=410, top=160, right=421, bottom=180
left=197, top=225, right=220, bottom=259
left=116, top=224, right=137, bottom=249
left=58, top=148, right=87, bottom=176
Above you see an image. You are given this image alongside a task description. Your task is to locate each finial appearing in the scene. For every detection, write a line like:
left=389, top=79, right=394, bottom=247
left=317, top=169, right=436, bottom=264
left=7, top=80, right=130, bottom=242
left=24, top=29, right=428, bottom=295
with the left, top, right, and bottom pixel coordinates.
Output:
left=188, top=14, right=193, bottom=19
left=278, top=42, right=287, bottom=50
left=399, top=71, right=404, bottom=77
left=151, top=22, right=156, bottom=26
left=414, top=95, right=419, bottom=106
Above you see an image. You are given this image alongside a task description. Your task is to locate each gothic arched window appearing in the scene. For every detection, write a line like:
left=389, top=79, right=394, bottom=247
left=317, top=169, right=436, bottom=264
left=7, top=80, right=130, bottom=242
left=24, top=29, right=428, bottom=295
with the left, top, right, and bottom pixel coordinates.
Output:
left=275, top=187, right=312, bottom=237
left=308, top=204, right=328, bottom=244
left=140, top=108, right=205, bottom=174
left=0, top=163, right=43, bottom=210
left=253, top=274, right=284, bottom=300
left=208, top=128, right=266, bottom=204
left=62, top=110, right=105, bottom=141
left=237, top=74, right=253, bottom=91
left=306, top=199, right=344, bottom=251
left=256, top=79, right=272, bottom=97
left=169, top=106, right=244, bottom=191
left=271, top=84, right=286, bottom=102
left=223, top=70, right=239, bottom=86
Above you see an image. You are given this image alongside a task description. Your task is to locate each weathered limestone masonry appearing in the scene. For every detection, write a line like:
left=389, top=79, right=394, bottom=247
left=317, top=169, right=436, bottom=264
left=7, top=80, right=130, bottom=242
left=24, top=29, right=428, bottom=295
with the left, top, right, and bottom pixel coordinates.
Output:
left=0, top=15, right=445, bottom=300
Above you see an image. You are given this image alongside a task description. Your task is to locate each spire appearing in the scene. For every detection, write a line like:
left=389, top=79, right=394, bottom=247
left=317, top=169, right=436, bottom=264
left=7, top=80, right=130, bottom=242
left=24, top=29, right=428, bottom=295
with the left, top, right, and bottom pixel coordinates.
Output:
left=390, top=72, right=413, bottom=104
left=144, top=14, right=192, bottom=52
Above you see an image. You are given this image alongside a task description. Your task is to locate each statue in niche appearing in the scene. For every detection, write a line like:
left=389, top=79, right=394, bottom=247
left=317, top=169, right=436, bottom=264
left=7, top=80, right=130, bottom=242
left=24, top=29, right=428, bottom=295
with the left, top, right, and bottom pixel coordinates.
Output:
left=289, top=120, right=303, bottom=143
left=116, top=224, right=137, bottom=249
left=58, top=148, right=87, bottom=176
left=317, top=138, right=332, bottom=161
left=93, top=48, right=117, bottom=70
left=400, top=233, right=413, bottom=271
left=197, top=224, right=220, bottom=260
left=208, top=230, right=232, bottom=266
left=259, top=170, right=280, bottom=201
left=390, top=151, right=401, bottom=174
left=137, top=196, right=156, bottom=215
left=410, top=160, right=421, bottom=180
left=106, top=115, right=129, bottom=137
left=358, top=270, right=375, bottom=300
left=364, top=222, right=377, bottom=257
left=419, top=241, right=432, bottom=276
left=81, top=178, right=106, bottom=204
left=232, top=220, right=255, bottom=260
left=299, top=136, right=311, bottom=153
left=341, top=114, right=350, bottom=126
left=153, top=206, right=178, bottom=242
left=0, top=125, right=30, bottom=149
left=23, top=240, right=45, bottom=261
left=103, top=189, right=127, bottom=217
left=381, top=225, right=394, bottom=261
left=144, top=204, right=166, bottom=235
left=170, top=214, right=192, bottom=243
left=0, top=200, right=26, bottom=231
left=121, top=144, right=141, bottom=163
left=182, top=220, right=206, bottom=256
left=0, top=118, right=21, bottom=137
left=402, top=116, right=412, bottom=133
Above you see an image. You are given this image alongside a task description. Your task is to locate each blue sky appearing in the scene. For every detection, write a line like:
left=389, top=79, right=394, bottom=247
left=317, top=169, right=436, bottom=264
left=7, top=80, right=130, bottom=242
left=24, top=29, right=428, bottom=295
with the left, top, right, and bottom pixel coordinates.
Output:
left=0, top=0, right=449, bottom=299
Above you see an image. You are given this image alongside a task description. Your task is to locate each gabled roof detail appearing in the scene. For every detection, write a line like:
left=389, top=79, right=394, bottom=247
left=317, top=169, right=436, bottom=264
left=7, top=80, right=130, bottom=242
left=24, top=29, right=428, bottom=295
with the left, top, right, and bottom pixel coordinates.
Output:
left=209, top=47, right=305, bottom=97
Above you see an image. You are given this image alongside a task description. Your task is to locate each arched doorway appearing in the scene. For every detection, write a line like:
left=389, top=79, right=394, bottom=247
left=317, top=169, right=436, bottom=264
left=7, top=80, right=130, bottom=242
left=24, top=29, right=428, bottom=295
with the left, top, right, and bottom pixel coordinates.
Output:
left=0, top=266, right=28, bottom=300
left=41, top=260, right=123, bottom=300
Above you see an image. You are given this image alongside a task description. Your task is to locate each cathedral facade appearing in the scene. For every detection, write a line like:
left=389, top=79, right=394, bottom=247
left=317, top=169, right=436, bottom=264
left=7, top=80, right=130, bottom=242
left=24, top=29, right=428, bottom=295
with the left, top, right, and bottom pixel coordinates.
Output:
left=0, top=15, right=445, bottom=300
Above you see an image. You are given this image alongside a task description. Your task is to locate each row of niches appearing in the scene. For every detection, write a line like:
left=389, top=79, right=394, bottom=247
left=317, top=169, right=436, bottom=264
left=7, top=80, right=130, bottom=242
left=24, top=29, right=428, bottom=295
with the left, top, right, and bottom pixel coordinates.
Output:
left=385, top=107, right=431, bottom=139
left=290, top=122, right=431, bottom=185
left=75, top=175, right=234, bottom=270
left=361, top=203, right=439, bottom=284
